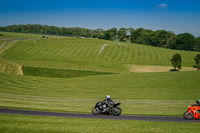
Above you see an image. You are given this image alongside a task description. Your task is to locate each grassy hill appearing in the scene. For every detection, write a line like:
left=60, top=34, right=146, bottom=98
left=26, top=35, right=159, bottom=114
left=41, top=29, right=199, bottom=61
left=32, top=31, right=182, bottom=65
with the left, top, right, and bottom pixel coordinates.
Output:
left=2, top=38, right=127, bottom=73
left=1, top=37, right=199, bottom=74
left=0, top=32, right=200, bottom=117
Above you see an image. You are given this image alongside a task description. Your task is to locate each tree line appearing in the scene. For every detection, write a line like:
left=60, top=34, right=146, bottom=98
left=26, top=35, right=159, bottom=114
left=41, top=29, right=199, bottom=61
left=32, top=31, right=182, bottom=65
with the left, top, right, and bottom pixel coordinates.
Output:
left=130, top=28, right=200, bottom=52
left=0, top=24, right=200, bottom=51
left=0, top=24, right=105, bottom=39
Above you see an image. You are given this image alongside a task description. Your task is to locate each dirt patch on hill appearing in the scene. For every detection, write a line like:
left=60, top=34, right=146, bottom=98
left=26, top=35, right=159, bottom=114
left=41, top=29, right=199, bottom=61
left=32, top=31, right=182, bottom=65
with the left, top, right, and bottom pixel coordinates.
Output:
left=96, top=44, right=108, bottom=57
left=18, top=65, right=23, bottom=75
left=0, top=58, right=23, bottom=75
left=127, top=65, right=196, bottom=73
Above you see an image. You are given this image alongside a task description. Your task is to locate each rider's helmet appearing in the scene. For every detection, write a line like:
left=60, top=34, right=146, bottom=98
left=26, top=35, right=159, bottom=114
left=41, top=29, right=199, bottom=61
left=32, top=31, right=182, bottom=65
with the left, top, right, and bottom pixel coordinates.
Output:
left=105, top=95, right=110, bottom=99
left=196, top=98, right=200, bottom=104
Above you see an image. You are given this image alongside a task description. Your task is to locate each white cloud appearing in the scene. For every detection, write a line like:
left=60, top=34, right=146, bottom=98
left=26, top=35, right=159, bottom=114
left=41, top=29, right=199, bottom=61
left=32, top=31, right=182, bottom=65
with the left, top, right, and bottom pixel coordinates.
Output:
left=157, top=3, right=168, bottom=9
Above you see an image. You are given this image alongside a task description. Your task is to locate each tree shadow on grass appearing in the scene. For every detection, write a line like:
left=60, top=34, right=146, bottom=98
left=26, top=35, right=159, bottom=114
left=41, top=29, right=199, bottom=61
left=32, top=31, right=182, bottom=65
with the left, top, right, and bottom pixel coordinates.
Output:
left=169, top=69, right=179, bottom=72
left=193, top=65, right=200, bottom=71
left=193, top=65, right=198, bottom=68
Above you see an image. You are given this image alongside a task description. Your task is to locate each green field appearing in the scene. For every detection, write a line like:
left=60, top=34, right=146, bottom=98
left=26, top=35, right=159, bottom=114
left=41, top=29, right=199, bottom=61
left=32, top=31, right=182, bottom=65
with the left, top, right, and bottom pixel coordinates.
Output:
left=1, top=114, right=200, bottom=133
left=0, top=71, right=199, bottom=116
left=0, top=32, right=200, bottom=132
left=0, top=40, right=4, bottom=45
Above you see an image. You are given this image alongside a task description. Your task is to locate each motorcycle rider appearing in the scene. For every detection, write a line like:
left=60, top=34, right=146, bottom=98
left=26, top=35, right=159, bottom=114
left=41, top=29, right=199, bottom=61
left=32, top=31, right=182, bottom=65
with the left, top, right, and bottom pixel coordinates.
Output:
left=192, top=98, right=200, bottom=106
left=195, top=98, right=200, bottom=106
left=102, top=95, right=114, bottom=112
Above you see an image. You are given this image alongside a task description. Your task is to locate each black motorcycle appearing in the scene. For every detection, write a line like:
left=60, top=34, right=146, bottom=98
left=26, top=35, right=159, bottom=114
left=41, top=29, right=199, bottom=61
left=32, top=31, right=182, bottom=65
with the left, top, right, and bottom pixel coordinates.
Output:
left=92, top=101, right=122, bottom=116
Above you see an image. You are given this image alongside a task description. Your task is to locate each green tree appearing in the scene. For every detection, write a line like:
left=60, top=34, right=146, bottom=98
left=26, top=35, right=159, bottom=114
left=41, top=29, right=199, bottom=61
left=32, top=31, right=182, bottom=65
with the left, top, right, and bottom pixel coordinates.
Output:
left=171, top=33, right=196, bottom=51
left=171, top=53, right=182, bottom=70
left=130, top=28, right=145, bottom=43
left=141, top=29, right=153, bottom=45
left=149, top=30, right=166, bottom=46
left=104, top=28, right=117, bottom=40
left=147, top=30, right=175, bottom=47
left=130, top=28, right=153, bottom=45
left=194, top=54, right=200, bottom=66
left=118, top=28, right=127, bottom=41
left=165, top=32, right=176, bottom=48
left=194, top=37, right=200, bottom=51
left=95, top=28, right=105, bottom=39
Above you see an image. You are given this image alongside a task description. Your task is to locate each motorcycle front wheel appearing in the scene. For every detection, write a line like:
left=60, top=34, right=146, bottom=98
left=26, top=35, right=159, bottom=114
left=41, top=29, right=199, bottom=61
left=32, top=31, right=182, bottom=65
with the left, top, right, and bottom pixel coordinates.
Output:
left=92, top=108, right=100, bottom=115
left=183, top=111, right=193, bottom=119
left=111, top=107, right=122, bottom=116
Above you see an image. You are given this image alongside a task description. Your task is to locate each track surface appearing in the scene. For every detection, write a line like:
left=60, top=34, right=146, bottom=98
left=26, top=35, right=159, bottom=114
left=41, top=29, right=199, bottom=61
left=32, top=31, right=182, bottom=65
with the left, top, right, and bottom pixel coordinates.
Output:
left=0, top=108, right=199, bottom=123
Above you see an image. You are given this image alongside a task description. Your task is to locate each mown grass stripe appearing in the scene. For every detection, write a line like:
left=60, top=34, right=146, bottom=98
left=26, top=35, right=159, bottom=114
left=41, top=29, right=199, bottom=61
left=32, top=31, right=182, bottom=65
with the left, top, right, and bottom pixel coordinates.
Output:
left=68, top=42, right=80, bottom=58
left=115, top=45, right=124, bottom=62
left=61, top=43, right=74, bottom=58
left=83, top=44, right=95, bottom=59
left=109, top=44, right=117, bottom=61
left=48, top=42, right=62, bottom=59
left=98, top=43, right=110, bottom=61
left=123, top=44, right=131, bottom=62
left=78, top=44, right=90, bottom=59
left=117, top=45, right=126, bottom=62
left=153, top=48, right=160, bottom=65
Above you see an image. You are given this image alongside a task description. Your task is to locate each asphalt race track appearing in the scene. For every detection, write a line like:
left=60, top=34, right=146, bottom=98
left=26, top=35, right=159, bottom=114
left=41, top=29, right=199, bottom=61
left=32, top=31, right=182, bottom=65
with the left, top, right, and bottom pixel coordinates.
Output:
left=0, top=108, right=199, bottom=123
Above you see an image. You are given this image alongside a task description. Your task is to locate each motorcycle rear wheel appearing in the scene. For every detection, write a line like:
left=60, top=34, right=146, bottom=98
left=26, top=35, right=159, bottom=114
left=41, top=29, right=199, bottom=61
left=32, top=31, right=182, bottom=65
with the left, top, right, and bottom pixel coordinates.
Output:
left=92, top=108, right=100, bottom=115
left=183, top=111, right=193, bottom=119
left=111, top=107, right=122, bottom=116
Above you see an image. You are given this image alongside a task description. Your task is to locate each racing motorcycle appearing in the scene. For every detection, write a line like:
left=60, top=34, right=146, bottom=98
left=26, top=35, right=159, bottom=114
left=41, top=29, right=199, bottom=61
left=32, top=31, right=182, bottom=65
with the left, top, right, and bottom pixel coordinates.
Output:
left=92, top=101, right=122, bottom=116
left=183, top=104, right=200, bottom=119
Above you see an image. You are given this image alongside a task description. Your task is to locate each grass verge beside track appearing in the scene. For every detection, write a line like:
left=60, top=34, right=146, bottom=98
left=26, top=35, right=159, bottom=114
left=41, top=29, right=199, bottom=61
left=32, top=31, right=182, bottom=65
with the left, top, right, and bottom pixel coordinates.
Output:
left=0, top=93, right=193, bottom=116
left=0, top=114, right=200, bottom=133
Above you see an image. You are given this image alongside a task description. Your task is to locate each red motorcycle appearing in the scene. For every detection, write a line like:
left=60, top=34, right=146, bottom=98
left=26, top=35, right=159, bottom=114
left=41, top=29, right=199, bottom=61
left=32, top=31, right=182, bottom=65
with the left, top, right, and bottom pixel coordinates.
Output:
left=183, top=104, right=200, bottom=119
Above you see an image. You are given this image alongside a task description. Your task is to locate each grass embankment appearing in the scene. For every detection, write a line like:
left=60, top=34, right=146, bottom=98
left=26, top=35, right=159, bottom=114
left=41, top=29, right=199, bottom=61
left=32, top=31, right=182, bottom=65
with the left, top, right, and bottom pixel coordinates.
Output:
left=1, top=114, right=200, bottom=133
left=0, top=31, right=61, bottom=39
left=2, top=38, right=127, bottom=73
left=0, top=71, right=199, bottom=116
left=0, top=41, right=22, bottom=74
left=2, top=38, right=199, bottom=74
left=0, top=41, right=17, bottom=54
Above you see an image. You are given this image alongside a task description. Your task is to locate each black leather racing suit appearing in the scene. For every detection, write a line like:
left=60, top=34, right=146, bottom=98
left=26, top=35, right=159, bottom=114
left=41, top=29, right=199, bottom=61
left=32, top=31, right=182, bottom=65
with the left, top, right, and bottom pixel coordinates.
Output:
left=102, top=98, right=114, bottom=112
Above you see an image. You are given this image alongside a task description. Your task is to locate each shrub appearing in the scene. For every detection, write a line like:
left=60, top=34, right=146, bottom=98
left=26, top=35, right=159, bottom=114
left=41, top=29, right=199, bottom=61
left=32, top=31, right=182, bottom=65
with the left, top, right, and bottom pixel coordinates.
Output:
left=171, top=53, right=182, bottom=70
left=194, top=54, right=200, bottom=66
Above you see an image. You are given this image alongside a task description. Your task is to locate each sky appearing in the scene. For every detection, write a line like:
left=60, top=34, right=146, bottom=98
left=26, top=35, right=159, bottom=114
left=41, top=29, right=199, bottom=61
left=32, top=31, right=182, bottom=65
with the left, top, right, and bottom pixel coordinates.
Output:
left=0, top=0, right=200, bottom=37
